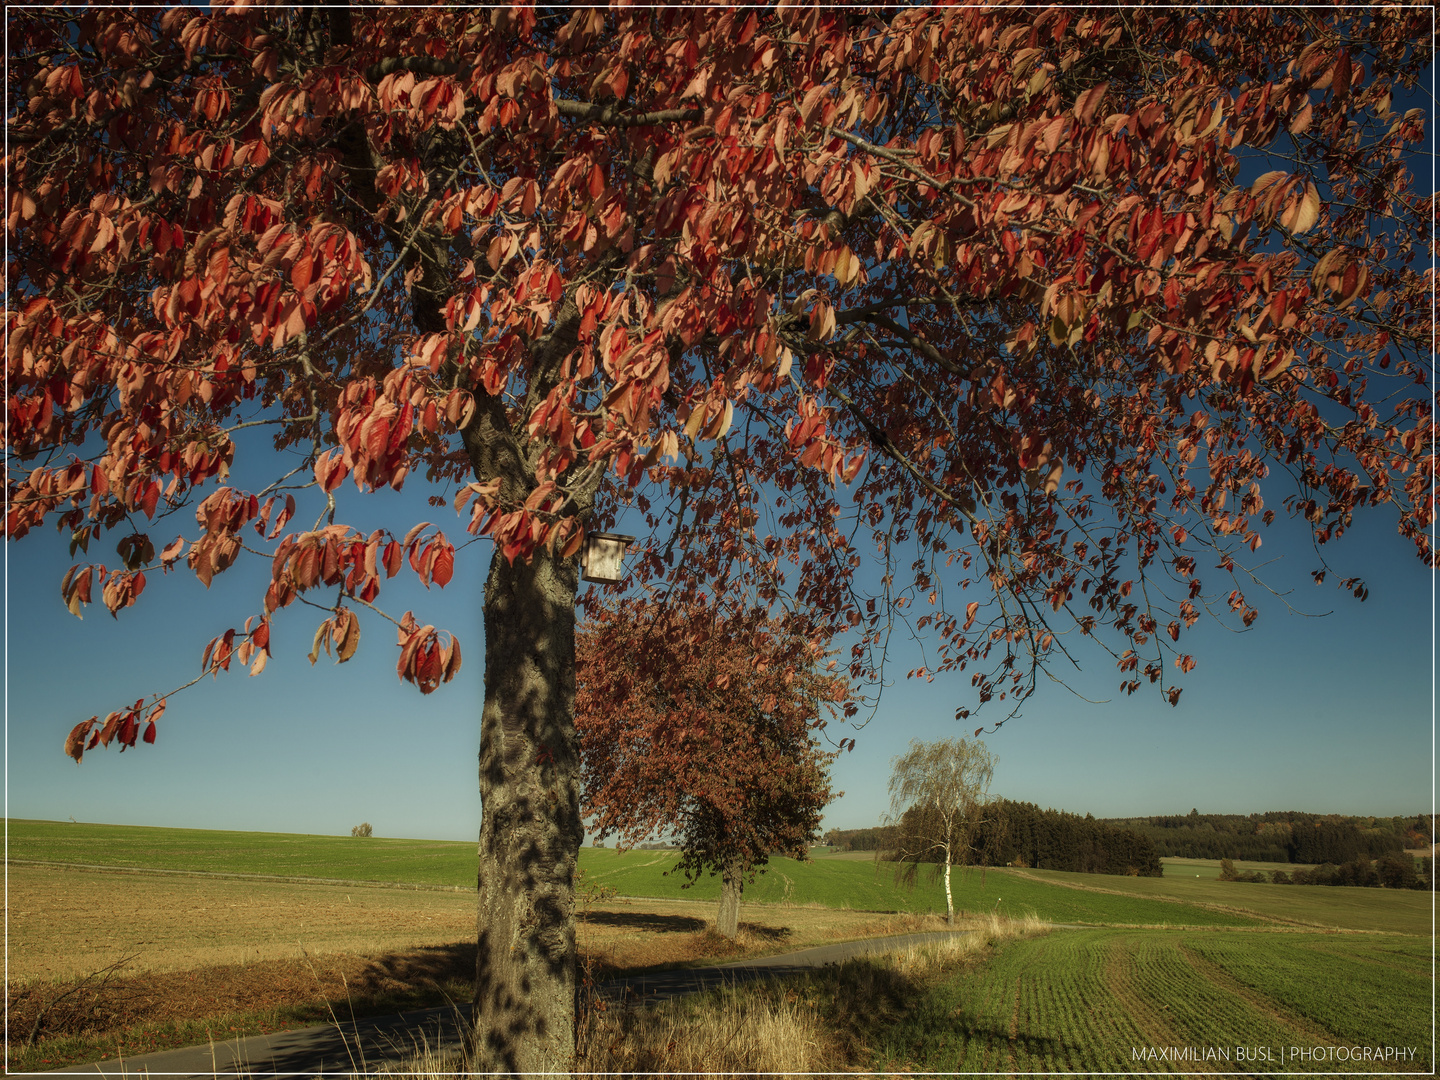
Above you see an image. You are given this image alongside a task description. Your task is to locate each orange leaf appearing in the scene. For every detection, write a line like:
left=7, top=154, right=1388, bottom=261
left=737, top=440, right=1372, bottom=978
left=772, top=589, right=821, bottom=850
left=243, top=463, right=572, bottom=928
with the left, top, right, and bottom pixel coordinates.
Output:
left=65, top=718, right=96, bottom=763
left=431, top=542, right=454, bottom=587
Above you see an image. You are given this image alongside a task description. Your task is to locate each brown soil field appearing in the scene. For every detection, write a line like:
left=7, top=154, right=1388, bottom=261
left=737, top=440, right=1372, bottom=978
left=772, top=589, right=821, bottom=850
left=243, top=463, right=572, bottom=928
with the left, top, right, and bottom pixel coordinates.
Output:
left=10, top=865, right=477, bottom=982
left=7, top=864, right=946, bottom=1070
left=9, top=864, right=933, bottom=983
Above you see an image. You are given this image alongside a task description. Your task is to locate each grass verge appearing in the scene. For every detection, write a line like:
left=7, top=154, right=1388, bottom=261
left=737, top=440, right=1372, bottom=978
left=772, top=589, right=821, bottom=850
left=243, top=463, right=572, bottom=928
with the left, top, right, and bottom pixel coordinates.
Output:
left=574, top=912, right=1050, bottom=1075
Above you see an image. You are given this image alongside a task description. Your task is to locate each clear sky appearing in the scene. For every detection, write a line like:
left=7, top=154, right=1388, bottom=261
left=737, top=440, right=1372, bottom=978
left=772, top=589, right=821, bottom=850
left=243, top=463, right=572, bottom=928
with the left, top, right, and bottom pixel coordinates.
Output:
left=4, top=451, right=1432, bottom=842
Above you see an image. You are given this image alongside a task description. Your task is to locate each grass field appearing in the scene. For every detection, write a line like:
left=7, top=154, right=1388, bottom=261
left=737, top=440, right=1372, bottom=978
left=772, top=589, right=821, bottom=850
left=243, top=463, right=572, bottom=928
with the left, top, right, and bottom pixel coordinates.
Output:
left=873, top=928, right=1433, bottom=1073
left=8, top=820, right=1434, bottom=1074
left=14, top=819, right=1429, bottom=934
left=8, top=820, right=1262, bottom=927
left=8, top=818, right=476, bottom=887
left=1014, top=864, right=1432, bottom=935
left=583, top=847, right=1268, bottom=927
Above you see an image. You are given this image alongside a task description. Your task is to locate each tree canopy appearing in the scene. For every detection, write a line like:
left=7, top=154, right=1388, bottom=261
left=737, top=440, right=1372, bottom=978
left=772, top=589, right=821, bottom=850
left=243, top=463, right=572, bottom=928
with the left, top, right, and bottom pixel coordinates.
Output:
left=577, top=595, right=842, bottom=936
left=6, top=4, right=1432, bottom=1069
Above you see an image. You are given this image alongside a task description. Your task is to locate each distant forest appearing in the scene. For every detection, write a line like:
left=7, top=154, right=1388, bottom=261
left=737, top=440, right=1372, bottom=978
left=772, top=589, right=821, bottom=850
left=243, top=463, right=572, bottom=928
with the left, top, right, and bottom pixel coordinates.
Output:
left=824, top=799, right=1163, bottom=877
left=823, top=809, right=1436, bottom=876
left=1098, top=811, right=1434, bottom=864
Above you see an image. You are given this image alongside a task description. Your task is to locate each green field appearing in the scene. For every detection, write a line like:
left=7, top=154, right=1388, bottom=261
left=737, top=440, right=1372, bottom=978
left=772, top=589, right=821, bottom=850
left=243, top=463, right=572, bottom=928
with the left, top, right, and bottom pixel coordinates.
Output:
left=1020, top=862, right=1432, bottom=935
left=7, top=818, right=477, bottom=888
left=12, top=820, right=1432, bottom=936
left=583, top=847, right=1265, bottom=927
left=875, top=928, right=1433, bottom=1073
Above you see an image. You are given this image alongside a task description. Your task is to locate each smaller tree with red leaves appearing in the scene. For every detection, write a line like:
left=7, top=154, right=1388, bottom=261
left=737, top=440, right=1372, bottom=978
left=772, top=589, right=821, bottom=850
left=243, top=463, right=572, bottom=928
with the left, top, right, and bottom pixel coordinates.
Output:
left=577, top=596, right=848, bottom=938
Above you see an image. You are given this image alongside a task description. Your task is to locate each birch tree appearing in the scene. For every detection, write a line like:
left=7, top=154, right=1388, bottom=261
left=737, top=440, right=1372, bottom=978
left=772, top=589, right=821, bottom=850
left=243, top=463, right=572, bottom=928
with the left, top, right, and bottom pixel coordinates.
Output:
left=885, top=737, right=997, bottom=926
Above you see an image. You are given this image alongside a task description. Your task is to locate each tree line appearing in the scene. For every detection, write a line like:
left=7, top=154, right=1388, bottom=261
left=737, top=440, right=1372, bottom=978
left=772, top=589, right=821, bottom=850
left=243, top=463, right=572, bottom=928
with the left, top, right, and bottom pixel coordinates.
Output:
left=1101, top=811, right=1428, bottom=863
left=1220, top=856, right=1432, bottom=890
left=826, top=799, right=1163, bottom=878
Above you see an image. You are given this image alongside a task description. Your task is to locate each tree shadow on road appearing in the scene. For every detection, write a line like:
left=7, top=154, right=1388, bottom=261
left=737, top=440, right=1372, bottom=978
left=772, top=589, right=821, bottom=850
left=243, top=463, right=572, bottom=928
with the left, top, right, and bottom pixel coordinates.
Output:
left=581, top=910, right=708, bottom=932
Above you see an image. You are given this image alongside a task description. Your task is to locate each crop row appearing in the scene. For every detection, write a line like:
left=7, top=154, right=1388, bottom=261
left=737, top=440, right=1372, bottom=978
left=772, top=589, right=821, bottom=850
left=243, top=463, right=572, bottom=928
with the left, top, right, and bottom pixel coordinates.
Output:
left=877, top=929, right=1431, bottom=1074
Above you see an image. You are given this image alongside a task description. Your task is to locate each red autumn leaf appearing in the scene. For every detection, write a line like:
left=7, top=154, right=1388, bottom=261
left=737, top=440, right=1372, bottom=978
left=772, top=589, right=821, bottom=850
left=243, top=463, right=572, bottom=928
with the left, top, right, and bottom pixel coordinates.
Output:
left=66, top=718, right=97, bottom=763
left=1072, top=81, right=1109, bottom=124
left=430, top=541, right=454, bottom=587
left=290, top=252, right=313, bottom=291
left=139, top=480, right=160, bottom=519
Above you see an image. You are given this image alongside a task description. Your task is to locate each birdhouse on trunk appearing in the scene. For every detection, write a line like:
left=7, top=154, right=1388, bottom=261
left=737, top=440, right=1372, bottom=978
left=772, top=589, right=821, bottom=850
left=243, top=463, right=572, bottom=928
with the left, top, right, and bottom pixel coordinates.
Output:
left=580, top=532, right=635, bottom=584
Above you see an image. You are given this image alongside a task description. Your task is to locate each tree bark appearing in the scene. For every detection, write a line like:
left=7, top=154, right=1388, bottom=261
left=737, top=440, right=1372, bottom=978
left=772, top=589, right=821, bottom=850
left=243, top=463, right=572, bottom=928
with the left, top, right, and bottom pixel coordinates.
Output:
left=717, top=858, right=745, bottom=939
left=943, top=854, right=954, bottom=927
left=943, top=810, right=954, bottom=927
left=471, top=545, right=582, bottom=1073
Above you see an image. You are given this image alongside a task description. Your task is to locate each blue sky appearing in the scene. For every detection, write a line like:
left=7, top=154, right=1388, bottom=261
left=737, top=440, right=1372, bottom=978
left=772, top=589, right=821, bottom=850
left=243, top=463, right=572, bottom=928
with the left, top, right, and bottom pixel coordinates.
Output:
left=5, top=456, right=1431, bottom=842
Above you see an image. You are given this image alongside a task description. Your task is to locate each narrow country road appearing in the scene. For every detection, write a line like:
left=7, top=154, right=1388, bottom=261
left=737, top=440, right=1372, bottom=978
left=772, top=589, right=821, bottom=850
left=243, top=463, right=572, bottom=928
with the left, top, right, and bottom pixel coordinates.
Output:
left=43, top=930, right=975, bottom=1076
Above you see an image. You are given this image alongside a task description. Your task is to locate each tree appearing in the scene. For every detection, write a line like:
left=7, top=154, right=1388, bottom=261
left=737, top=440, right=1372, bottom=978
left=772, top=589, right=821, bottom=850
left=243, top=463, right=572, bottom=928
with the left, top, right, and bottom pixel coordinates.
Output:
left=7, top=5, right=1431, bottom=1069
left=884, top=738, right=997, bottom=926
left=576, top=596, right=843, bottom=939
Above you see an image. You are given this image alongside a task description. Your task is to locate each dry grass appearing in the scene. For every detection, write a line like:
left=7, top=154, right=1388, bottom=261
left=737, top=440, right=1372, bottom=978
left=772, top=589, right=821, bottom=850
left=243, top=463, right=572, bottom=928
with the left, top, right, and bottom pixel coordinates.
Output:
left=572, top=911, right=1052, bottom=1076
left=578, top=985, right=829, bottom=1077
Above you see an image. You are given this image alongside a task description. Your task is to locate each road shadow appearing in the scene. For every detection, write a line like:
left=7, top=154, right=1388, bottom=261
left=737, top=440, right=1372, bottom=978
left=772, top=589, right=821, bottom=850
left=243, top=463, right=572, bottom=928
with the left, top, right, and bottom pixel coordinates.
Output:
left=350, top=940, right=476, bottom=993
left=740, top=921, right=793, bottom=943
left=581, top=910, right=708, bottom=932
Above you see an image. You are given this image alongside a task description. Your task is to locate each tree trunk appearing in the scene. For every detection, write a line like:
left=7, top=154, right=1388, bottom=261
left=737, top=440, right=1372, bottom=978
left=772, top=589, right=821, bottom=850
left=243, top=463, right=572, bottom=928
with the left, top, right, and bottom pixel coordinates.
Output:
left=943, top=851, right=954, bottom=927
left=717, top=859, right=745, bottom=939
left=471, top=546, right=582, bottom=1073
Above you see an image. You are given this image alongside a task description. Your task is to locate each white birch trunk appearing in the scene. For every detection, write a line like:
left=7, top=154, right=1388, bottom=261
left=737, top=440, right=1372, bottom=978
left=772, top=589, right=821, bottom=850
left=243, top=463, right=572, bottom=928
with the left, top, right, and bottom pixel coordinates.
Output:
left=943, top=850, right=954, bottom=926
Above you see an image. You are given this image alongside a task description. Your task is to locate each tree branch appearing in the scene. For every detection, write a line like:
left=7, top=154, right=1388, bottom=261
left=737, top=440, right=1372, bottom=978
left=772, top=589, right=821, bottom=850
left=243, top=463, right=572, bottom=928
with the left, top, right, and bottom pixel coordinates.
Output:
left=827, top=384, right=978, bottom=523
left=364, top=56, right=460, bottom=83
left=825, top=126, right=977, bottom=209
left=555, top=99, right=703, bottom=128
left=841, top=310, right=969, bottom=380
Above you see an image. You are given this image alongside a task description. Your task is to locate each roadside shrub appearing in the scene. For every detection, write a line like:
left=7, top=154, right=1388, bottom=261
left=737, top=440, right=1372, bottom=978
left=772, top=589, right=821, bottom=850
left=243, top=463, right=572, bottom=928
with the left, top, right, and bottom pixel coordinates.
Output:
left=351, top=822, right=373, bottom=838
left=1270, top=869, right=1291, bottom=884
left=1217, top=858, right=1238, bottom=881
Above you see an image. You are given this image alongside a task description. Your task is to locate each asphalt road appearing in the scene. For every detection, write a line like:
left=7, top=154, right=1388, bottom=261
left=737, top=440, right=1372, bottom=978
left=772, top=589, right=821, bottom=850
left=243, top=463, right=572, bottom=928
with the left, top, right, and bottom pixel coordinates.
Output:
left=40, top=930, right=974, bottom=1077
